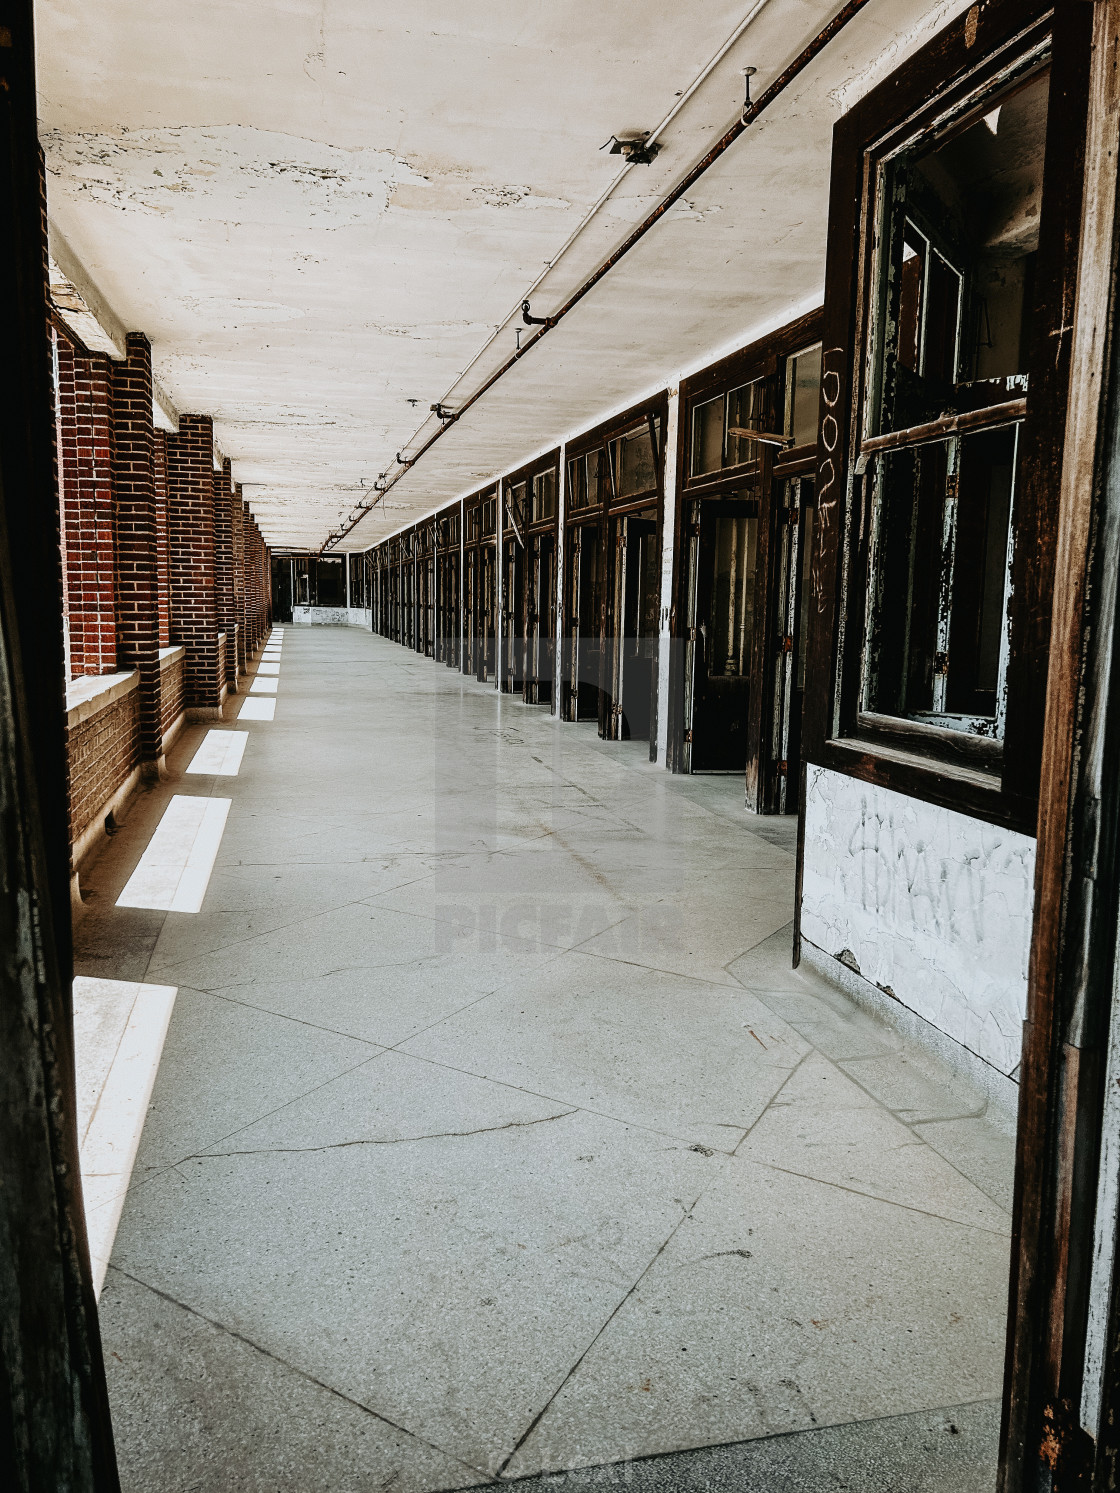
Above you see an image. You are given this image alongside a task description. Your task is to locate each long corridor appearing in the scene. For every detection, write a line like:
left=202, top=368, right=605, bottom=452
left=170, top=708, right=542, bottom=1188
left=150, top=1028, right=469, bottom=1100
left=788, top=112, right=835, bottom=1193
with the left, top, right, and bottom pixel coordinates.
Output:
left=78, top=626, right=1015, bottom=1492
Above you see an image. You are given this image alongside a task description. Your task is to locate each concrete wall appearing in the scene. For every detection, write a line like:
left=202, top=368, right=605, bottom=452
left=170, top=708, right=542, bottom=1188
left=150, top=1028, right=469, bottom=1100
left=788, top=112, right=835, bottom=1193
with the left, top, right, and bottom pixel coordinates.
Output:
left=291, top=606, right=371, bottom=628
left=799, top=764, right=1035, bottom=1079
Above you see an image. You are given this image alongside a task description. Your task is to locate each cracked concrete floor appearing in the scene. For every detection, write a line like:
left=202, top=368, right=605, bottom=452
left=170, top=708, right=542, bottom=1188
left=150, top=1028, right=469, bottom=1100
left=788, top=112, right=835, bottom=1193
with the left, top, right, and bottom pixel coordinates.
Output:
left=76, top=627, right=1014, bottom=1492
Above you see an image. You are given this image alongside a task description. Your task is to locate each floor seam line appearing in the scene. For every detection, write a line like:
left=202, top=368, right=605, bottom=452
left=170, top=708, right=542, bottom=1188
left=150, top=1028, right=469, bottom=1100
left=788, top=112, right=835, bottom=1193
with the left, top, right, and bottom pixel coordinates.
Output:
left=442, top=1394, right=1004, bottom=1490
left=492, top=1189, right=708, bottom=1480
left=106, top=1265, right=487, bottom=1479
left=745, top=1158, right=1012, bottom=1234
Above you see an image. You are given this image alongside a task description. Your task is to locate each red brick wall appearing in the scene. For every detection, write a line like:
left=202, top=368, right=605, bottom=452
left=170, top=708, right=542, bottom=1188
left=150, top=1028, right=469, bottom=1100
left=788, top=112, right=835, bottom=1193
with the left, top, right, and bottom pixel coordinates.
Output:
left=67, top=686, right=141, bottom=854
left=213, top=458, right=237, bottom=684
left=243, top=514, right=270, bottom=650
left=154, top=429, right=171, bottom=648
left=167, top=414, right=221, bottom=710
left=231, top=481, right=245, bottom=670
left=55, top=333, right=117, bottom=676
left=160, top=651, right=185, bottom=744
left=111, top=332, right=163, bottom=762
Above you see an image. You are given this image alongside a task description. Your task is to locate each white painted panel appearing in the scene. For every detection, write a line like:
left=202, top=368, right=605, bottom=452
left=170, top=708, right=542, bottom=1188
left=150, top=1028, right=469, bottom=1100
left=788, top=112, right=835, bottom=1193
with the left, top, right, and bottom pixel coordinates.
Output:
left=73, top=976, right=177, bottom=1296
left=800, top=764, right=1035, bottom=1075
left=116, top=795, right=231, bottom=913
left=249, top=676, right=279, bottom=693
left=238, top=697, right=276, bottom=721
left=256, top=662, right=281, bottom=675
left=185, top=729, right=249, bottom=776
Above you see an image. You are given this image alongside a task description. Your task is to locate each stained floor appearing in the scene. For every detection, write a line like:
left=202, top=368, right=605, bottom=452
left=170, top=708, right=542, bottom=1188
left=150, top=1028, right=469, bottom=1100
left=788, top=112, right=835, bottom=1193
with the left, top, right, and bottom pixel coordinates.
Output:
left=76, top=626, right=1016, bottom=1492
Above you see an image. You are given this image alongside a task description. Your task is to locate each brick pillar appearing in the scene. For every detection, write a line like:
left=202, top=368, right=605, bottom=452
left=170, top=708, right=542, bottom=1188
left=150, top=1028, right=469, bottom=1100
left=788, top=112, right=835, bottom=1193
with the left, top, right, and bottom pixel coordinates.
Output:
left=153, top=429, right=171, bottom=647
left=55, top=333, right=117, bottom=676
left=231, top=481, right=246, bottom=672
left=213, top=458, right=238, bottom=689
left=110, top=332, right=164, bottom=768
left=253, top=520, right=268, bottom=643
left=167, top=414, right=222, bottom=714
left=241, top=499, right=255, bottom=653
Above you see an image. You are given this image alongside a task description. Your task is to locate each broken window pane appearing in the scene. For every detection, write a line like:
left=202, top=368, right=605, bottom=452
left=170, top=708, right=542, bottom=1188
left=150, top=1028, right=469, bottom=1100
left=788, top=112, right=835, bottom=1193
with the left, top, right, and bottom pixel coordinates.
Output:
left=692, top=381, right=769, bottom=475
left=874, top=68, right=1047, bottom=435
left=725, top=381, right=767, bottom=468
left=859, top=65, right=1046, bottom=740
left=862, top=428, right=1016, bottom=734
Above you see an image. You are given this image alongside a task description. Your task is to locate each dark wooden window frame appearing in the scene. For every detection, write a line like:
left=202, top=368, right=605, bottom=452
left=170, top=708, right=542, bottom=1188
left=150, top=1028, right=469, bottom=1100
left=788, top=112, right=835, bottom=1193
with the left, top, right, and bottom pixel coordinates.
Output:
left=801, top=0, right=1087, bottom=836
left=561, top=395, right=668, bottom=748
left=666, top=308, right=824, bottom=779
left=566, top=393, right=669, bottom=519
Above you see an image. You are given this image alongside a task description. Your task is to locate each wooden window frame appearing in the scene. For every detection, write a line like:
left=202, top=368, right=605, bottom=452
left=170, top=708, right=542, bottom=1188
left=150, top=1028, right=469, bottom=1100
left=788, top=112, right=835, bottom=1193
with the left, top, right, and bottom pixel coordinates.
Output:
left=801, top=0, right=1089, bottom=835
left=566, top=394, right=669, bottom=520
left=666, top=309, right=824, bottom=780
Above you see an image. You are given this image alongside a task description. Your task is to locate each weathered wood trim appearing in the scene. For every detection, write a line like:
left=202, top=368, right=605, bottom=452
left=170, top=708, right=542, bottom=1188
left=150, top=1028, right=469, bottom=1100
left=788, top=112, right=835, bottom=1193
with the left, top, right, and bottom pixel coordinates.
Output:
left=0, top=1, right=120, bottom=1486
left=999, top=4, right=1120, bottom=1487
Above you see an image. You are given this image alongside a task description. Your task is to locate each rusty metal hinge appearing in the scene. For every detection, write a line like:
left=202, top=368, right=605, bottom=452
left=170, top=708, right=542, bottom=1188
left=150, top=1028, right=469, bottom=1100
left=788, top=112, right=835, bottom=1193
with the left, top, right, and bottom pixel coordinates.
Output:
left=933, top=651, right=949, bottom=676
left=684, top=729, right=693, bottom=743
left=777, top=760, right=788, bottom=775
left=781, top=635, right=794, bottom=653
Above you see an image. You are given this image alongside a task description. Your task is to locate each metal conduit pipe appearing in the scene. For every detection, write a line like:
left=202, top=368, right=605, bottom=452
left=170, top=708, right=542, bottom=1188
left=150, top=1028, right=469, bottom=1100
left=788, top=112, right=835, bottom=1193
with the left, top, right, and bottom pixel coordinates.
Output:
left=321, top=0, right=876, bottom=552
left=417, top=0, right=778, bottom=414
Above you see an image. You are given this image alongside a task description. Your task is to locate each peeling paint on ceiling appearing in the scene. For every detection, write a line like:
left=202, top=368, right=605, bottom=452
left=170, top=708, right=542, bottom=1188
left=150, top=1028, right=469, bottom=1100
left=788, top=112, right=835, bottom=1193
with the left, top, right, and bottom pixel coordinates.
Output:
left=37, top=0, right=972, bottom=549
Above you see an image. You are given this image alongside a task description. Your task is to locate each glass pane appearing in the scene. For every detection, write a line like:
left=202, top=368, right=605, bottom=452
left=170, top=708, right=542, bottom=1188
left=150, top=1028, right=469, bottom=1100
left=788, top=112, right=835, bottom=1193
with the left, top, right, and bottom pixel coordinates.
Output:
left=691, top=396, right=724, bottom=476
left=587, top=447, right=605, bottom=505
left=725, top=381, right=767, bottom=467
left=508, top=482, right=528, bottom=530
left=786, top=345, right=823, bottom=447
left=567, top=456, right=587, bottom=510
left=946, top=427, right=1016, bottom=716
left=612, top=423, right=658, bottom=499
left=532, top=469, right=557, bottom=522
left=874, top=68, right=1049, bottom=434
left=709, top=513, right=758, bottom=678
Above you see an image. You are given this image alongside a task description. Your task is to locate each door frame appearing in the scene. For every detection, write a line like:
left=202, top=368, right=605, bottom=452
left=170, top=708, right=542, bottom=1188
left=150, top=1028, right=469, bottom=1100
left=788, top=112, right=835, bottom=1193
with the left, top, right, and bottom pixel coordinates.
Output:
left=666, top=306, right=823, bottom=806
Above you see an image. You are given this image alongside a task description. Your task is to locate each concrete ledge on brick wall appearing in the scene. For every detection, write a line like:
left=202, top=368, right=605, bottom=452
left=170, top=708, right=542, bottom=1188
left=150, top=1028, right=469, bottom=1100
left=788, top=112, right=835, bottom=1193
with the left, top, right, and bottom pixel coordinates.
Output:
left=799, top=938, right=1019, bottom=1130
left=67, top=669, right=143, bottom=912
left=159, top=645, right=187, bottom=755
left=66, top=668, right=139, bottom=729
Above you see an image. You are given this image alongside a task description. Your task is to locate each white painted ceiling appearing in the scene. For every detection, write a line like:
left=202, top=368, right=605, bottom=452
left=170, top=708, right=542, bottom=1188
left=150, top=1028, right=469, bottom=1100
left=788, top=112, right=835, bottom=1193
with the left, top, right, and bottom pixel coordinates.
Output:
left=37, top=0, right=968, bottom=550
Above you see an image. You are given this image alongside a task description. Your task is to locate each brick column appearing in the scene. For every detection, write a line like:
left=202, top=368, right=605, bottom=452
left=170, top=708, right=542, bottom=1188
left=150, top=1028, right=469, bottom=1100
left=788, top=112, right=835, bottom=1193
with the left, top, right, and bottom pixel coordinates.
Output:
left=213, top=458, right=238, bottom=689
left=153, top=429, right=171, bottom=647
left=231, top=482, right=246, bottom=672
left=110, top=332, right=164, bottom=769
left=241, top=498, right=255, bottom=653
left=55, top=334, right=117, bottom=676
left=253, top=520, right=269, bottom=642
left=167, top=414, right=222, bottom=714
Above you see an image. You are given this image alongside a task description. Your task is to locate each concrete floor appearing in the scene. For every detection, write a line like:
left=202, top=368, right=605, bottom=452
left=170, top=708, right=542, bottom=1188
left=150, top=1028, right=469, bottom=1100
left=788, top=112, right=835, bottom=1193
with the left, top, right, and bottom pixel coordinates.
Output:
left=76, top=626, right=1015, bottom=1492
